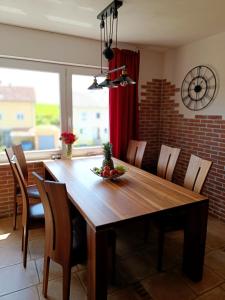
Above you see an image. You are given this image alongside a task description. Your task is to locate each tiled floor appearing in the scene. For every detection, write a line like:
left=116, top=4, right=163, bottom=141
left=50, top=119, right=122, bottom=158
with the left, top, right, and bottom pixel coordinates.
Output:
left=1, top=215, right=225, bottom=299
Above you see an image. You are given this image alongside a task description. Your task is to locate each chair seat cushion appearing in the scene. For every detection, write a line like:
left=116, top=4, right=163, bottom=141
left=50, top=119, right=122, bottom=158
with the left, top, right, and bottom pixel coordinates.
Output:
left=29, top=203, right=45, bottom=222
left=27, top=185, right=40, bottom=199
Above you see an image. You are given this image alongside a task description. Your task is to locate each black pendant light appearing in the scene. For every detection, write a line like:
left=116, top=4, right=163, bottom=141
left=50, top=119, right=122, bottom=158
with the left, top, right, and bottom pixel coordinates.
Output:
left=88, top=77, right=102, bottom=90
left=88, top=0, right=136, bottom=89
left=99, top=74, right=118, bottom=88
left=113, top=69, right=136, bottom=86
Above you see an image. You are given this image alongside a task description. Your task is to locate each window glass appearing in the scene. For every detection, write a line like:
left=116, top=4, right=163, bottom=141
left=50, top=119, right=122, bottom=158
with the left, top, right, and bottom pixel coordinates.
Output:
left=72, top=74, right=109, bottom=147
left=0, top=67, right=60, bottom=151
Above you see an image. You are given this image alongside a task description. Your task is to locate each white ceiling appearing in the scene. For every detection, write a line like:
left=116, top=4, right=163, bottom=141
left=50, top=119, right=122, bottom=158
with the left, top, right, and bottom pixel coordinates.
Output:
left=1, top=0, right=225, bottom=47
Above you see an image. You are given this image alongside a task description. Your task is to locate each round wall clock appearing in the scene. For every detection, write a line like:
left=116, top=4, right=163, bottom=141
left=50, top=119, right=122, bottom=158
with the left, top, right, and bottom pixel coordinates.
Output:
left=181, top=65, right=217, bottom=111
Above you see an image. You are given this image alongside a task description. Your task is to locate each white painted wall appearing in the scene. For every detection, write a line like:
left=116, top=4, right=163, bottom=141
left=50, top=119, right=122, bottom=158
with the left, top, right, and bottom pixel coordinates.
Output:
left=139, top=48, right=164, bottom=82
left=0, top=24, right=163, bottom=85
left=163, top=31, right=225, bottom=118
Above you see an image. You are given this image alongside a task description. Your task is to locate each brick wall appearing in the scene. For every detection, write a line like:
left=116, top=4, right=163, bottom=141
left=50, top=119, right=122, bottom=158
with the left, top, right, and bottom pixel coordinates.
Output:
left=140, top=78, right=225, bottom=221
left=0, top=162, right=44, bottom=218
left=139, top=80, right=161, bottom=170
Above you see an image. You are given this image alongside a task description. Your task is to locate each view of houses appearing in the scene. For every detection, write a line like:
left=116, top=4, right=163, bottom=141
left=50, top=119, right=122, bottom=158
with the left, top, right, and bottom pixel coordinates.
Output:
left=0, top=77, right=109, bottom=150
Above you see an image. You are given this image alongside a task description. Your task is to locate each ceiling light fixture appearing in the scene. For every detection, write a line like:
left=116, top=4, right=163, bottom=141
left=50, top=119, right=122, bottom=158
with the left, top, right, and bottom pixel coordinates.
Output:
left=88, top=0, right=136, bottom=90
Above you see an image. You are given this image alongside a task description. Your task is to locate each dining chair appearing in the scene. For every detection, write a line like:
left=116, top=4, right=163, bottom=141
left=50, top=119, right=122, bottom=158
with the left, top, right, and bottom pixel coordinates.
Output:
left=12, top=144, right=28, bottom=182
left=10, top=156, right=44, bottom=268
left=144, top=144, right=181, bottom=242
left=5, top=145, right=41, bottom=230
left=156, top=154, right=212, bottom=271
left=33, top=172, right=88, bottom=300
left=33, top=172, right=117, bottom=300
left=126, top=140, right=147, bottom=168
left=157, top=144, right=181, bottom=181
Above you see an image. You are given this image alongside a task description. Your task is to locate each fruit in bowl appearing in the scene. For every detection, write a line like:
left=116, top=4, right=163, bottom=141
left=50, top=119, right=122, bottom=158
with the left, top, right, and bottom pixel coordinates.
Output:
left=91, top=165, right=126, bottom=180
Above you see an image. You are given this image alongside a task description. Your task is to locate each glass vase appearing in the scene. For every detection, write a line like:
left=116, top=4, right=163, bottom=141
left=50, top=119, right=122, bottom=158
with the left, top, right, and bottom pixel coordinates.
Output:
left=62, top=143, right=73, bottom=159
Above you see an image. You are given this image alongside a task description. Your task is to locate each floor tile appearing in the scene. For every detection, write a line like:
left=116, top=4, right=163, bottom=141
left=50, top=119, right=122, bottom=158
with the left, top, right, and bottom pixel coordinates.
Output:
left=0, top=286, right=39, bottom=300
left=181, top=266, right=223, bottom=295
left=1, top=215, right=225, bottom=300
left=0, top=228, right=22, bottom=248
left=195, top=287, right=225, bottom=300
left=108, top=286, right=146, bottom=300
left=205, top=249, right=225, bottom=278
left=0, top=261, right=39, bottom=297
left=76, top=268, right=122, bottom=295
left=141, top=271, right=196, bottom=300
left=35, top=257, right=77, bottom=282
left=37, top=273, right=87, bottom=300
left=117, top=248, right=157, bottom=284
left=0, top=242, right=30, bottom=268
left=28, top=236, right=45, bottom=260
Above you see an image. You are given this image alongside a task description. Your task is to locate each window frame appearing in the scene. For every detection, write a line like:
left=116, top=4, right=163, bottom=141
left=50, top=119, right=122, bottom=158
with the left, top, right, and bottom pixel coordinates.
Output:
left=0, top=58, right=106, bottom=163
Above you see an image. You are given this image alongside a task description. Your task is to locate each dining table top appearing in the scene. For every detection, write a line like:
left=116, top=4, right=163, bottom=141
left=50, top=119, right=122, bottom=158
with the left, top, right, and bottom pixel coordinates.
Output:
left=44, top=156, right=208, bottom=230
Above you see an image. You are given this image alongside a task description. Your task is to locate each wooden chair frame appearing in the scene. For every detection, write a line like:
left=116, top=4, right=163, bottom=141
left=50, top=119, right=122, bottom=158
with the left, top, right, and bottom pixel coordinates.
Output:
left=11, top=156, right=44, bottom=268
left=157, top=154, right=212, bottom=271
left=126, top=140, right=147, bottom=168
left=157, top=144, right=181, bottom=181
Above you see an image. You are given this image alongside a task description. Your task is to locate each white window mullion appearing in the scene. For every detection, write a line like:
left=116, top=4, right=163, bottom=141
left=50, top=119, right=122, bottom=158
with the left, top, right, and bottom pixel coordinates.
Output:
left=65, top=68, right=73, bottom=132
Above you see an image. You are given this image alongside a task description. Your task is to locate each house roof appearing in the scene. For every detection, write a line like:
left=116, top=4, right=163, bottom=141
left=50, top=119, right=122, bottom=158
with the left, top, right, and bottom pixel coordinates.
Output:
left=0, top=85, right=36, bottom=102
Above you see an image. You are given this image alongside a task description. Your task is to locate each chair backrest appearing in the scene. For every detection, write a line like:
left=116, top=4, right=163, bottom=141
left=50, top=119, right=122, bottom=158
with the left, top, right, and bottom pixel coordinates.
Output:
left=12, top=144, right=28, bottom=182
left=184, top=154, right=212, bottom=193
left=157, top=144, right=181, bottom=181
left=33, top=172, right=72, bottom=264
left=5, top=147, right=17, bottom=185
left=33, top=172, right=54, bottom=253
left=10, top=156, right=29, bottom=226
left=126, top=140, right=147, bottom=168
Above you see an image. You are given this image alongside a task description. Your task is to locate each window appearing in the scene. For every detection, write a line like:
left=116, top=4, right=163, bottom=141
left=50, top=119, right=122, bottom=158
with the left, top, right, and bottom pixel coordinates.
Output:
left=16, top=112, right=24, bottom=120
left=0, top=67, right=61, bottom=151
left=0, top=59, right=109, bottom=161
left=72, top=74, right=109, bottom=147
left=80, top=112, right=87, bottom=121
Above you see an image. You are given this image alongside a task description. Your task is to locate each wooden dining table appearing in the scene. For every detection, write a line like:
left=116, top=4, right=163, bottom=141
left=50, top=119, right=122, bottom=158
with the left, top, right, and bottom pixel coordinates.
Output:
left=44, top=156, right=208, bottom=300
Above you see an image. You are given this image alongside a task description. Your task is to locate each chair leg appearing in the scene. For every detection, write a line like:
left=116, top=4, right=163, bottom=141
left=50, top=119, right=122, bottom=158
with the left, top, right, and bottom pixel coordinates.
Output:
left=42, top=255, right=50, bottom=298
left=157, top=225, right=165, bottom=272
left=62, top=265, right=71, bottom=300
left=23, top=226, right=29, bottom=268
left=21, top=225, right=24, bottom=251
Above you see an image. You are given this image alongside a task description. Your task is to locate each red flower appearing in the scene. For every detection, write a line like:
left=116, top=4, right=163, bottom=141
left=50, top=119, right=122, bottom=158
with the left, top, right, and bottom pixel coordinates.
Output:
left=60, top=132, right=77, bottom=144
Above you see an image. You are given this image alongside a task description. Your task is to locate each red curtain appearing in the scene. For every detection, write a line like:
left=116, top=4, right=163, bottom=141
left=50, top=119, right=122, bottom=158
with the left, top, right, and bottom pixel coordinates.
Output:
left=109, top=48, right=140, bottom=160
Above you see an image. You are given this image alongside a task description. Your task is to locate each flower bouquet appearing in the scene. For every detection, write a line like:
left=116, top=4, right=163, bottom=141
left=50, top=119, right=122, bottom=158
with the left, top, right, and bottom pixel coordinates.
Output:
left=60, top=132, right=77, bottom=159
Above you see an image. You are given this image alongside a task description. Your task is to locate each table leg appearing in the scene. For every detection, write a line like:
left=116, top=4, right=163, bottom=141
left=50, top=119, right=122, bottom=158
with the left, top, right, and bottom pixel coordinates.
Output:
left=87, top=225, right=108, bottom=300
left=183, top=200, right=208, bottom=281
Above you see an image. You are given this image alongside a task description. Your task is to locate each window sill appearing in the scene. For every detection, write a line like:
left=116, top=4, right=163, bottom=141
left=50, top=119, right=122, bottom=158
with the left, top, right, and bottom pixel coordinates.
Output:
left=0, top=146, right=103, bottom=164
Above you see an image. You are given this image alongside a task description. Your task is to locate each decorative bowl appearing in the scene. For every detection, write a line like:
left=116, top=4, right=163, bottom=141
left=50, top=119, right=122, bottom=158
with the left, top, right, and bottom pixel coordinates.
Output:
left=90, top=166, right=126, bottom=180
